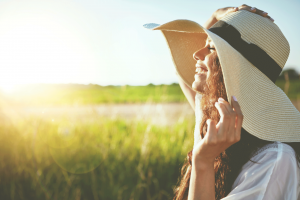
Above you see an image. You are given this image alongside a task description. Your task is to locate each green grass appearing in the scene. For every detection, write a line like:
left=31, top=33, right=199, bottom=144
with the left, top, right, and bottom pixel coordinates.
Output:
left=0, top=116, right=195, bottom=200
left=275, top=80, right=300, bottom=100
left=1, top=81, right=299, bottom=106
left=0, top=84, right=187, bottom=106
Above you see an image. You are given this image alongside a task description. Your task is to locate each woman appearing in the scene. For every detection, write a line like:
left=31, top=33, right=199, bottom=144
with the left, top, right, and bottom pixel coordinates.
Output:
left=144, top=5, right=300, bottom=200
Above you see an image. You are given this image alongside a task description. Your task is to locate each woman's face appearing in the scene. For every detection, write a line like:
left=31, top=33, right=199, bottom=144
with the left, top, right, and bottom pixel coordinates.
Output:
left=192, top=38, right=216, bottom=93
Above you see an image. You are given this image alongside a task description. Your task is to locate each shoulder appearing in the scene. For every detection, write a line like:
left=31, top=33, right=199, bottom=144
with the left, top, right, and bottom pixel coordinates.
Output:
left=238, top=142, right=298, bottom=180
left=224, top=142, right=300, bottom=200
left=250, top=142, right=297, bottom=163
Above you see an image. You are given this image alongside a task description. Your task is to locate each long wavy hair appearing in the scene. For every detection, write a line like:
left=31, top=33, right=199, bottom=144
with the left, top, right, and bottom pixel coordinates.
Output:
left=173, top=52, right=300, bottom=200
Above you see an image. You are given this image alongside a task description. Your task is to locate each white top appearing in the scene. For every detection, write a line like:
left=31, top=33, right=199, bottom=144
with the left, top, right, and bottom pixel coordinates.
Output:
left=194, top=94, right=300, bottom=200
left=223, top=142, right=300, bottom=200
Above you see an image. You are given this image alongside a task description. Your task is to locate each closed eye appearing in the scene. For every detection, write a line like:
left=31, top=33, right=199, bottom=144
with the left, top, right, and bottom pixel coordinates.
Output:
left=208, top=47, right=215, bottom=50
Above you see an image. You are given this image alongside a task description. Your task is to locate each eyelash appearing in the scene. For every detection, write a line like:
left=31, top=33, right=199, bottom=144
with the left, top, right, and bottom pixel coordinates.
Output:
left=208, top=47, right=215, bottom=50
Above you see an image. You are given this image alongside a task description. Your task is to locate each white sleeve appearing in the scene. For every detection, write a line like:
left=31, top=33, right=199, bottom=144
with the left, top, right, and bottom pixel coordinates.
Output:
left=221, top=144, right=300, bottom=200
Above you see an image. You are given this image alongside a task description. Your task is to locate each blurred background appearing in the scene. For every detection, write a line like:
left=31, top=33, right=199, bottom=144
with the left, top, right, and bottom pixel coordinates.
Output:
left=0, top=0, right=299, bottom=199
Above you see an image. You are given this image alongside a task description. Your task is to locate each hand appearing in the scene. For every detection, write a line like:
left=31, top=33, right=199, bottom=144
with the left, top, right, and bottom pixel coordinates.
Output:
left=204, top=5, right=274, bottom=29
left=192, top=96, right=244, bottom=170
left=213, top=5, right=274, bottom=22
left=237, top=4, right=274, bottom=22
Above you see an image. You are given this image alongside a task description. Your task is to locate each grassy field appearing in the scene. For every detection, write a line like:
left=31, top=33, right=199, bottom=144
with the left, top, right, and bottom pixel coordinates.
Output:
left=1, top=80, right=299, bottom=106
left=0, top=84, right=186, bottom=106
left=0, top=116, right=195, bottom=200
left=0, top=81, right=299, bottom=200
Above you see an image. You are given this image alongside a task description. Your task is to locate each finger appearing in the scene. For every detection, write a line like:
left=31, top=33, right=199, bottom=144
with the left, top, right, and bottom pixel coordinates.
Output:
left=218, top=97, right=233, bottom=113
left=218, top=97, right=236, bottom=141
left=231, top=96, right=243, bottom=140
left=224, top=7, right=239, bottom=16
left=238, top=4, right=250, bottom=10
left=237, top=5, right=274, bottom=22
left=238, top=6, right=256, bottom=13
left=250, top=7, right=256, bottom=13
left=214, top=101, right=230, bottom=138
left=254, top=8, right=270, bottom=18
left=262, top=12, right=275, bottom=22
left=261, top=11, right=268, bottom=17
left=205, top=119, right=218, bottom=144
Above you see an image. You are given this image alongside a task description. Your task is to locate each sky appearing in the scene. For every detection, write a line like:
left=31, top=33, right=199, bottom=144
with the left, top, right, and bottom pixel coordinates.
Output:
left=0, top=0, right=299, bottom=90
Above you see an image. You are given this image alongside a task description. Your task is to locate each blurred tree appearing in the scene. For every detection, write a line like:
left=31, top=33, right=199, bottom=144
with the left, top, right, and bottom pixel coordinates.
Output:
left=278, top=68, right=300, bottom=80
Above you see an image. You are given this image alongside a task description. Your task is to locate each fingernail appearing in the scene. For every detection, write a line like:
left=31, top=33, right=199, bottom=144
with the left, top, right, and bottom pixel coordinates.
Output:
left=234, top=7, right=238, bottom=11
left=262, top=11, right=268, bottom=15
left=250, top=7, right=256, bottom=11
left=218, top=97, right=225, bottom=102
left=270, top=17, right=274, bottom=22
left=232, top=96, right=238, bottom=101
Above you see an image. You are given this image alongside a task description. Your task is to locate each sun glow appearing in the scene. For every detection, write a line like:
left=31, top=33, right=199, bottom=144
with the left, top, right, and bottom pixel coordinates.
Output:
left=0, top=83, right=19, bottom=94
left=0, top=1, right=97, bottom=89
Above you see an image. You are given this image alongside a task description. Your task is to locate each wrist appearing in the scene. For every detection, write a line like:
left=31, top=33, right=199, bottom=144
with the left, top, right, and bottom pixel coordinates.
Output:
left=192, top=156, right=214, bottom=171
left=214, top=7, right=235, bottom=21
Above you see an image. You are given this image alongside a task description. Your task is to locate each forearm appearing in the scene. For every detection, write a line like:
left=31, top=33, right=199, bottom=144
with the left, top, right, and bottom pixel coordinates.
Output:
left=203, top=7, right=234, bottom=29
left=188, top=163, right=215, bottom=200
left=203, top=14, right=218, bottom=29
left=177, top=75, right=196, bottom=111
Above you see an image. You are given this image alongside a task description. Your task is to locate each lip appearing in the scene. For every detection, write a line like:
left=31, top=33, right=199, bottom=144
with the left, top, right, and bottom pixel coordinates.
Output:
left=195, top=63, right=208, bottom=73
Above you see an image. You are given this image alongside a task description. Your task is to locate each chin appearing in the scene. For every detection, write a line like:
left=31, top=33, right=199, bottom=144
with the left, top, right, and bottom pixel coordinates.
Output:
left=192, top=81, right=205, bottom=94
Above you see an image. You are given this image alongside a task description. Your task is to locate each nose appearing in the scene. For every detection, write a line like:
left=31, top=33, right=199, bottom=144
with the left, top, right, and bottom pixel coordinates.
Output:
left=193, top=47, right=206, bottom=61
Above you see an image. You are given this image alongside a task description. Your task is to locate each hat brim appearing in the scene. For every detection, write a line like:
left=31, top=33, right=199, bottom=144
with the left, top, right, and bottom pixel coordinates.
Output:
left=144, top=20, right=300, bottom=142
left=144, top=21, right=208, bottom=89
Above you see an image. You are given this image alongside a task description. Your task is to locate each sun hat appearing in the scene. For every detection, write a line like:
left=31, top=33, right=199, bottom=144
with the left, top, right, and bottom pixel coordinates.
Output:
left=143, top=10, right=300, bottom=142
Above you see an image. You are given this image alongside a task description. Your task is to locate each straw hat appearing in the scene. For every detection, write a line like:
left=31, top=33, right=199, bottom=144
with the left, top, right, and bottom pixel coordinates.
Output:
left=144, top=10, right=300, bottom=142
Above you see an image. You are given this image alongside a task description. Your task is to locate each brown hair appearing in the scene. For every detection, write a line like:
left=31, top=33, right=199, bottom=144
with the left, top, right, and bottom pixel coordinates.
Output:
left=173, top=52, right=300, bottom=200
